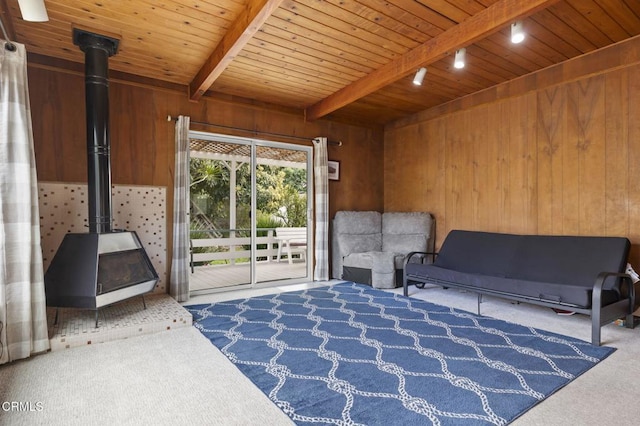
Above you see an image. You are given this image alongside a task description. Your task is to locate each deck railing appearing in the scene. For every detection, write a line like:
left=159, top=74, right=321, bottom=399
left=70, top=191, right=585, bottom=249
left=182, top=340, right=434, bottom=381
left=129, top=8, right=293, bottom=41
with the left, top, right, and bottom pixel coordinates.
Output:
left=190, top=228, right=284, bottom=272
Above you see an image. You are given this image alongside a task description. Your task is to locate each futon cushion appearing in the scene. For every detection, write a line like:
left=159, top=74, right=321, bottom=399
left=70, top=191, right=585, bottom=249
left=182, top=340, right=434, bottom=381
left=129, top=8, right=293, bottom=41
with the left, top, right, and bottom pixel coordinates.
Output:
left=433, top=230, right=519, bottom=277
left=507, top=235, right=629, bottom=290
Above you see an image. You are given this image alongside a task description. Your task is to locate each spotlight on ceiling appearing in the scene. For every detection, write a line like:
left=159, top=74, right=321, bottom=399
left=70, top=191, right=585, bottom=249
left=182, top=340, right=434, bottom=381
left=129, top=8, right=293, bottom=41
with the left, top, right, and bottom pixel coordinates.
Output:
left=454, top=48, right=466, bottom=69
left=511, top=21, right=525, bottom=44
left=17, top=0, right=49, bottom=22
left=413, top=67, right=427, bottom=86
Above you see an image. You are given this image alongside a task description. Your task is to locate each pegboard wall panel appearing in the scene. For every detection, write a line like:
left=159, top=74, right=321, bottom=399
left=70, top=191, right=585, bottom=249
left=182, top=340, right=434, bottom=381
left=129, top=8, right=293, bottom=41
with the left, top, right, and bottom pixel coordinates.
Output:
left=39, top=182, right=167, bottom=294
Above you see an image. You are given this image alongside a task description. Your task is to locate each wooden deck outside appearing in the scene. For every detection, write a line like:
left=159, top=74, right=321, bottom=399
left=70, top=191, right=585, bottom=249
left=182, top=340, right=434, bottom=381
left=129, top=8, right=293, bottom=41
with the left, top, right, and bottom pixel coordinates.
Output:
left=189, top=259, right=309, bottom=293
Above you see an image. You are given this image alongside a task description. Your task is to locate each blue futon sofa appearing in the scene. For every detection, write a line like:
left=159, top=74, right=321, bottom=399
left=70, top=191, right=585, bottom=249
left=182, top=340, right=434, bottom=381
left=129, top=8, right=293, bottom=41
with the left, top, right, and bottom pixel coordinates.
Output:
left=403, top=230, right=636, bottom=345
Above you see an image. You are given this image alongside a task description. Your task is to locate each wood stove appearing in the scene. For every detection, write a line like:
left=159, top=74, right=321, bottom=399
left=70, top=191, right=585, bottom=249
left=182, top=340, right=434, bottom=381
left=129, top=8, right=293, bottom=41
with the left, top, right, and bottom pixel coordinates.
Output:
left=44, top=29, right=158, bottom=326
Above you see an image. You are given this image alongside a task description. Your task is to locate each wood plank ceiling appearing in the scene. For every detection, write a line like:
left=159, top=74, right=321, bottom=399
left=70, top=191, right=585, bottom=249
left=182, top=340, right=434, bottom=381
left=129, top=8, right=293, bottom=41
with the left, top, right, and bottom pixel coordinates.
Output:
left=2, top=0, right=640, bottom=126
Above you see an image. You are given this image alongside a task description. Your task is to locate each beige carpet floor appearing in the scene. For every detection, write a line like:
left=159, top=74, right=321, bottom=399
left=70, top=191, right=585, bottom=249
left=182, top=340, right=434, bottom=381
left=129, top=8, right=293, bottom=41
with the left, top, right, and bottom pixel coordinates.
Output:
left=0, top=326, right=293, bottom=426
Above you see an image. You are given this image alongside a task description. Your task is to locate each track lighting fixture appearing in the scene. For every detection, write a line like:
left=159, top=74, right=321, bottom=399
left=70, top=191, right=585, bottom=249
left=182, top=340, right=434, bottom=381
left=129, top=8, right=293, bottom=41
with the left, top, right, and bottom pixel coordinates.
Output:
left=413, top=67, right=427, bottom=86
left=18, top=0, right=49, bottom=22
left=511, top=21, right=525, bottom=44
left=454, top=48, right=466, bottom=69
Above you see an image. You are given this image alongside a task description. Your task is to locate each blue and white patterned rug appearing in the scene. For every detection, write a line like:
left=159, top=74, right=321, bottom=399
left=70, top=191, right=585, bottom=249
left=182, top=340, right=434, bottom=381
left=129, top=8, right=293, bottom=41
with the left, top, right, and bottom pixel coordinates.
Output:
left=186, top=282, right=614, bottom=425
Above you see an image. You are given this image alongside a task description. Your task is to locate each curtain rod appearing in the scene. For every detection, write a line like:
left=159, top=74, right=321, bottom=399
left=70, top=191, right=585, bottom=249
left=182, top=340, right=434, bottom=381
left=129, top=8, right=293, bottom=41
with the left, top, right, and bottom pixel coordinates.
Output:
left=167, top=115, right=342, bottom=146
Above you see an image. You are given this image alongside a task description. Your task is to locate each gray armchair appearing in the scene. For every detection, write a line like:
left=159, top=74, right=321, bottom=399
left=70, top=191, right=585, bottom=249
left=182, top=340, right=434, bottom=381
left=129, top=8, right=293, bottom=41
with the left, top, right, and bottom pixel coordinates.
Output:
left=332, top=211, right=434, bottom=289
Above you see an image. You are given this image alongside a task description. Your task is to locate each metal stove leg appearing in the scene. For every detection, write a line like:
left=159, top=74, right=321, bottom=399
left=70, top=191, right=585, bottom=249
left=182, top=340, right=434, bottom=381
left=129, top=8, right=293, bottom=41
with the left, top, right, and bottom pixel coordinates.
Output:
left=95, top=310, right=99, bottom=328
left=54, top=308, right=59, bottom=325
left=142, top=295, right=147, bottom=310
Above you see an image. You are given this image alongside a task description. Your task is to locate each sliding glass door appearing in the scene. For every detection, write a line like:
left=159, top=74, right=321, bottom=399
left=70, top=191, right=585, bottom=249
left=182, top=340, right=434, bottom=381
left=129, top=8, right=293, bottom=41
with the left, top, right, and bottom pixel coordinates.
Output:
left=188, top=132, right=312, bottom=295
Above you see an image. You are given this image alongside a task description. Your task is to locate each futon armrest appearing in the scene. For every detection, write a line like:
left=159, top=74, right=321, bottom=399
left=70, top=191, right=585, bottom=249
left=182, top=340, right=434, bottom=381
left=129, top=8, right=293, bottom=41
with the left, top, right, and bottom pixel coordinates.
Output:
left=591, top=272, right=636, bottom=344
left=593, top=272, right=635, bottom=308
left=403, top=251, right=438, bottom=267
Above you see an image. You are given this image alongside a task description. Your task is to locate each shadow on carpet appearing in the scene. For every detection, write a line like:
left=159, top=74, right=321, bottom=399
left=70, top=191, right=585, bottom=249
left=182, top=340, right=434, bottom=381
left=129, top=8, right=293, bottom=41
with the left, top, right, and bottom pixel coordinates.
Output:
left=186, top=282, right=614, bottom=425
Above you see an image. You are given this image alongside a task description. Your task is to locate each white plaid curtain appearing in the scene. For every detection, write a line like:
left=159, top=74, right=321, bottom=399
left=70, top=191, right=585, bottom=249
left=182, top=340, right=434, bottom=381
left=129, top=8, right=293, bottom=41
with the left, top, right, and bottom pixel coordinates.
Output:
left=170, top=116, right=190, bottom=302
left=0, top=41, right=50, bottom=364
left=312, top=137, right=329, bottom=281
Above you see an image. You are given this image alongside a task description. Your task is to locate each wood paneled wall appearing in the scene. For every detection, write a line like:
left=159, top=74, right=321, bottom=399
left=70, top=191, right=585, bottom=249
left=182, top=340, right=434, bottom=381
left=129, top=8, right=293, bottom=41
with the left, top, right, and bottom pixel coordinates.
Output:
left=28, top=65, right=384, bottom=275
left=384, top=36, right=640, bottom=265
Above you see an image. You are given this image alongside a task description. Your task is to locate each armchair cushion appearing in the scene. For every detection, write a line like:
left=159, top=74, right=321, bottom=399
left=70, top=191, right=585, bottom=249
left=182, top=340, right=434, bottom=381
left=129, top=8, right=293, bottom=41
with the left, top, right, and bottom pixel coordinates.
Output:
left=334, top=210, right=381, bottom=235
left=337, top=233, right=382, bottom=256
left=382, top=212, right=433, bottom=253
left=383, top=234, right=427, bottom=255
left=343, top=251, right=398, bottom=289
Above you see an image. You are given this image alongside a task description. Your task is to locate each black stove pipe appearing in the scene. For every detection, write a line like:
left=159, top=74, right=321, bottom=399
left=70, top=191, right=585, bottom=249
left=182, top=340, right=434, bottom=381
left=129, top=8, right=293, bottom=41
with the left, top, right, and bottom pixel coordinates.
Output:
left=73, top=29, right=119, bottom=234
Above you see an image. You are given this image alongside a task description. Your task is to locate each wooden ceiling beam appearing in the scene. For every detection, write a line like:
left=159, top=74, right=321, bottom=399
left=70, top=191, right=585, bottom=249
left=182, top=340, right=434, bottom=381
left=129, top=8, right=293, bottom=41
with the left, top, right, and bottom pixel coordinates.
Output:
left=304, top=0, right=561, bottom=121
left=188, top=0, right=284, bottom=101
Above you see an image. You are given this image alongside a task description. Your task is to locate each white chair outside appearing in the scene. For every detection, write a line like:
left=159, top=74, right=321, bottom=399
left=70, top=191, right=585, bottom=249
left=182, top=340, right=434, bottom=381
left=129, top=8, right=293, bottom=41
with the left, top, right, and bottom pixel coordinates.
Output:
left=275, top=227, right=307, bottom=264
